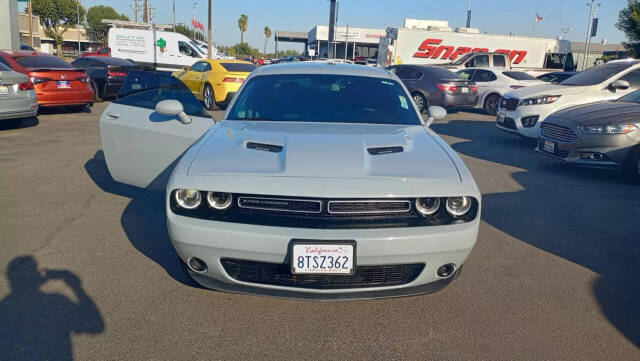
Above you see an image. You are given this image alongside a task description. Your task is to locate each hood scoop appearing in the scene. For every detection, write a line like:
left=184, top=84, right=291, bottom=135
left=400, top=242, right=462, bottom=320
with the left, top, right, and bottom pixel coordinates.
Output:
left=246, top=141, right=284, bottom=153
left=367, top=146, right=404, bottom=155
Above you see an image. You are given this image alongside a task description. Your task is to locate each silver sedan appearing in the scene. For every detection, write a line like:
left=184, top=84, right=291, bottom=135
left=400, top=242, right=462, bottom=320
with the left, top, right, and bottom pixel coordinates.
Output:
left=0, top=62, right=38, bottom=126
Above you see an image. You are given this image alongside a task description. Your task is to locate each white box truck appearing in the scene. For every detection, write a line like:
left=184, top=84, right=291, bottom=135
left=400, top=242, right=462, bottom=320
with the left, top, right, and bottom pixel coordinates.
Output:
left=108, top=27, right=206, bottom=72
left=378, top=25, right=574, bottom=76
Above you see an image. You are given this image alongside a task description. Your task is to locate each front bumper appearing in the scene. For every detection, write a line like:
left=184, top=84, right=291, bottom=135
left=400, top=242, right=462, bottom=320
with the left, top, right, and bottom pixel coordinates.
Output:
left=496, top=105, right=554, bottom=138
left=167, top=212, right=479, bottom=299
left=536, top=131, right=639, bottom=168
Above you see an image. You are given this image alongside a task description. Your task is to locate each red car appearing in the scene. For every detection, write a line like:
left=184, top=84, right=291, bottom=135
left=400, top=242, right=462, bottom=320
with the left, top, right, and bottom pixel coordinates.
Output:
left=0, top=50, right=94, bottom=109
left=80, top=47, right=110, bottom=57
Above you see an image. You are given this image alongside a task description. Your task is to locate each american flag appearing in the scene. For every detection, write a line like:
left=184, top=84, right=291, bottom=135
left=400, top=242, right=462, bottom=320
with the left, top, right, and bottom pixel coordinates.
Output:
left=535, top=13, right=543, bottom=23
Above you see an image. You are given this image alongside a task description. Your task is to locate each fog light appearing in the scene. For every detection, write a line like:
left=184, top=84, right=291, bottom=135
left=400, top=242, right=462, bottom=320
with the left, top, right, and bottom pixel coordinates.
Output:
left=578, top=152, right=605, bottom=160
left=521, top=116, right=539, bottom=128
left=437, top=264, right=456, bottom=278
left=187, top=257, right=207, bottom=273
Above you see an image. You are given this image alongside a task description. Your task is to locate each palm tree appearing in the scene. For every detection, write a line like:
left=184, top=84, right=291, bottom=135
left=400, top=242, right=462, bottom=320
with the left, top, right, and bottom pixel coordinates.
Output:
left=238, top=14, right=248, bottom=44
left=263, top=26, right=272, bottom=56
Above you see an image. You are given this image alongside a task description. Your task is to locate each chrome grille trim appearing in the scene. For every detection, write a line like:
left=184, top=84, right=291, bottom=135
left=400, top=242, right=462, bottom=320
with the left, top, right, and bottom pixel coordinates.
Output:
left=237, top=197, right=322, bottom=214
left=540, top=123, right=577, bottom=143
left=327, top=200, right=412, bottom=214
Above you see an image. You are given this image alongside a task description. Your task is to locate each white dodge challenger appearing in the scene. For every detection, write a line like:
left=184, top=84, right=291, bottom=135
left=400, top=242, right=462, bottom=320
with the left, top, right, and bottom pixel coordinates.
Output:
left=99, top=63, right=481, bottom=299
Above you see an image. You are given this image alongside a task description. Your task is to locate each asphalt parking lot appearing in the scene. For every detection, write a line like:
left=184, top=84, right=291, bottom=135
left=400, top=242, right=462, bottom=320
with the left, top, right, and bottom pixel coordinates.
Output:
left=0, top=102, right=638, bottom=360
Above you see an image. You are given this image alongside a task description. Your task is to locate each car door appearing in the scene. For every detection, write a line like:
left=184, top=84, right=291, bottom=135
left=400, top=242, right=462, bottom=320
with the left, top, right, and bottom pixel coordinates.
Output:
left=99, top=71, right=214, bottom=190
left=394, top=66, right=417, bottom=92
left=180, top=61, right=208, bottom=97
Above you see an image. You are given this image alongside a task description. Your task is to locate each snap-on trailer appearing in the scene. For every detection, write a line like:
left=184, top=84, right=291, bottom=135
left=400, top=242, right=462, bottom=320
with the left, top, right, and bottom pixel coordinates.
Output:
left=378, top=21, right=574, bottom=76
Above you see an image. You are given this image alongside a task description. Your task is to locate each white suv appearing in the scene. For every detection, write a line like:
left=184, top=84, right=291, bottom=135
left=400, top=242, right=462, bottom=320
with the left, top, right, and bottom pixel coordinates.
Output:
left=496, top=60, right=640, bottom=138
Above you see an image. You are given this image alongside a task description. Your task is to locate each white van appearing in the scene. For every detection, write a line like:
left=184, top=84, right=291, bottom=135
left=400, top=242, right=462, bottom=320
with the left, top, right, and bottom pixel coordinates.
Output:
left=108, top=28, right=204, bottom=72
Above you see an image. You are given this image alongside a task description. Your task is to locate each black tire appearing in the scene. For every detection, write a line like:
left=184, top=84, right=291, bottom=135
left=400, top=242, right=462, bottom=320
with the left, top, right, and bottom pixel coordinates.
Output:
left=90, top=80, right=102, bottom=102
left=412, top=92, right=427, bottom=113
left=624, top=146, right=640, bottom=184
left=203, top=84, right=215, bottom=110
left=483, top=93, right=501, bottom=116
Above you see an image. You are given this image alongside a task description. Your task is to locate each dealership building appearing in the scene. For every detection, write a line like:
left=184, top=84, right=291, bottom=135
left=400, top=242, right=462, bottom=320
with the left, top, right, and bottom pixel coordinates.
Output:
left=275, top=25, right=386, bottom=59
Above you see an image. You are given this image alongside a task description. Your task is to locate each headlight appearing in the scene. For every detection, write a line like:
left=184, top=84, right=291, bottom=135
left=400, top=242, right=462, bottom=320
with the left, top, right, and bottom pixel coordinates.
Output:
left=446, top=196, right=471, bottom=217
left=207, top=192, right=233, bottom=210
left=580, top=124, right=637, bottom=134
left=518, top=95, right=561, bottom=106
left=415, top=197, right=440, bottom=216
left=175, top=189, right=202, bottom=209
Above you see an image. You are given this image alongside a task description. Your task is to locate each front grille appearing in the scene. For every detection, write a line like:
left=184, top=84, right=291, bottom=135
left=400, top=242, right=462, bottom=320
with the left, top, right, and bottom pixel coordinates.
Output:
left=500, top=97, right=519, bottom=111
left=238, top=196, right=322, bottom=213
left=327, top=200, right=411, bottom=214
left=221, top=259, right=425, bottom=289
left=540, top=122, right=577, bottom=143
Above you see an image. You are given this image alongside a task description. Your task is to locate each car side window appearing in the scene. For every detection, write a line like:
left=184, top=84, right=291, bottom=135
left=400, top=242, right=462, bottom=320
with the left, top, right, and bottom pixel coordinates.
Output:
left=457, top=70, right=475, bottom=80
left=493, top=55, right=506, bottom=68
left=473, top=70, right=497, bottom=82
left=394, top=67, right=412, bottom=79
left=408, top=69, right=422, bottom=79
left=71, top=59, right=87, bottom=67
left=190, top=61, right=208, bottom=72
left=619, top=70, right=640, bottom=89
left=468, top=55, right=489, bottom=68
left=179, top=41, right=199, bottom=58
left=99, top=48, right=109, bottom=54
left=114, top=71, right=211, bottom=118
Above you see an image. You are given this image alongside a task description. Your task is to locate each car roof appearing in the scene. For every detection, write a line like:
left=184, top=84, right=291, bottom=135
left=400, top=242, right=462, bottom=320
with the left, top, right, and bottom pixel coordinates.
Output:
left=253, top=62, right=391, bottom=78
left=0, top=50, right=53, bottom=57
left=205, top=59, right=253, bottom=65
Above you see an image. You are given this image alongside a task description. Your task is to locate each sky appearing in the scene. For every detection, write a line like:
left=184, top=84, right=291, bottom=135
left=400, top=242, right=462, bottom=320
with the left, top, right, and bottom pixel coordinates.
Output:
left=29, top=0, right=631, bottom=52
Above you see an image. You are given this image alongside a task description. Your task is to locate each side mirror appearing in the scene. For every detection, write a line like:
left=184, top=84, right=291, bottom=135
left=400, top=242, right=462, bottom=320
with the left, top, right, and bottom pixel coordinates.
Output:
left=155, top=100, right=192, bottom=124
left=425, top=106, right=447, bottom=127
left=609, top=79, right=630, bottom=91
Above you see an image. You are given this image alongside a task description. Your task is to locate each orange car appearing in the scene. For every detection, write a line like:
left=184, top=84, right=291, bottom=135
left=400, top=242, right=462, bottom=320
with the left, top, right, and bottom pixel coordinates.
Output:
left=0, top=50, right=94, bottom=109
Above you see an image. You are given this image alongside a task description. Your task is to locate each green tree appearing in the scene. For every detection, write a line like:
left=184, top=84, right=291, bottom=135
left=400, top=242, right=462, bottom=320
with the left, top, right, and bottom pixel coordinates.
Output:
left=263, top=26, right=271, bottom=56
left=238, top=14, right=248, bottom=44
left=32, top=0, right=85, bottom=56
left=86, top=6, right=128, bottom=45
left=617, top=0, right=640, bottom=56
left=173, top=24, right=205, bottom=41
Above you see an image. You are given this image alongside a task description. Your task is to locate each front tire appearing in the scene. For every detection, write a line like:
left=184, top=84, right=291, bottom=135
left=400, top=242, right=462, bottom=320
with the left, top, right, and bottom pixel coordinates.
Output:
left=483, top=93, right=501, bottom=116
left=412, top=92, right=427, bottom=113
left=624, top=146, right=640, bottom=184
left=203, top=84, right=215, bottom=110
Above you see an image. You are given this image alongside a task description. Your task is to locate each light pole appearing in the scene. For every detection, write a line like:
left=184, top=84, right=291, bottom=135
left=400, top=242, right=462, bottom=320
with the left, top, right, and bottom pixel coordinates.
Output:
left=582, top=0, right=602, bottom=70
left=465, top=0, right=471, bottom=28
left=207, top=0, right=212, bottom=59
left=192, top=1, right=199, bottom=40
left=77, top=1, right=81, bottom=54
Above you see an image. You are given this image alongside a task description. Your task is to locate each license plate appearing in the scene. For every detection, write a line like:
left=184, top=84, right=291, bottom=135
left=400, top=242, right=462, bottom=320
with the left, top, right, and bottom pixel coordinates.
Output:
left=460, top=87, right=469, bottom=93
left=57, top=81, right=70, bottom=89
left=543, top=140, right=555, bottom=153
left=291, top=241, right=355, bottom=275
left=497, top=113, right=505, bottom=123
left=0, top=85, right=8, bottom=95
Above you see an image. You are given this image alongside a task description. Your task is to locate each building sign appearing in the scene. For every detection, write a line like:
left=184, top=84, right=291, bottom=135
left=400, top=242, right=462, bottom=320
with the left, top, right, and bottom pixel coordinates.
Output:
left=412, top=38, right=528, bottom=64
left=310, top=26, right=386, bottom=44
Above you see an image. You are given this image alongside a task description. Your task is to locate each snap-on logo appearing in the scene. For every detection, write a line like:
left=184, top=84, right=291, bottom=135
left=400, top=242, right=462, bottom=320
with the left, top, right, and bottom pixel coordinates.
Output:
left=412, top=38, right=528, bottom=64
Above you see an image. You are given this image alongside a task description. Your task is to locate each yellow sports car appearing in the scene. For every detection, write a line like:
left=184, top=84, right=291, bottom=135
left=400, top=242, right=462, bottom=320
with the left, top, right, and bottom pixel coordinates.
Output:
left=172, top=59, right=256, bottom=110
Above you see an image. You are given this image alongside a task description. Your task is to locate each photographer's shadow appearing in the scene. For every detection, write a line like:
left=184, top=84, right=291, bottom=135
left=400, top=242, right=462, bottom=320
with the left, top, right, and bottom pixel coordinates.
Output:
left=84, top=150, right=196, bottom=286
left=0, top=256, right=104, bottom=361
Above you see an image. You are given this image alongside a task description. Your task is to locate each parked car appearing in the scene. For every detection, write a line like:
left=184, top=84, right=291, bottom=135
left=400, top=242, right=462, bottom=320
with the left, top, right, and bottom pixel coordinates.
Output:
left=98, top=64, right=480, bottom=299
left=456, top=68, right=545, bottom=115
left=80, top=47, right=110, bottom=57
left=497, top=60, right=640, bottom=138
left=20, top=44, right=35, bottom=51
left=171, top=59, right=256, bottom=110
left=70, top=56, right=141, bottom=101
left=0, top=50, right=94, bottom=109
left=536, top=89, right=640, bottom=182
left=536, top=71, right=578, bottom=84
left=387, top=64, right=478, bottom=112
left=0, top=62, right=38, bottom=127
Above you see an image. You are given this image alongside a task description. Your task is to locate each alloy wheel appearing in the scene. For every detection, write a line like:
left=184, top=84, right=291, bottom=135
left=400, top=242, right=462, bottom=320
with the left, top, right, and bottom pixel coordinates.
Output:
left=203, top=85, right=213, bottom=110
left=485, top=94, right=500, bottom=115
left=413, top=94, right=425, bottom=112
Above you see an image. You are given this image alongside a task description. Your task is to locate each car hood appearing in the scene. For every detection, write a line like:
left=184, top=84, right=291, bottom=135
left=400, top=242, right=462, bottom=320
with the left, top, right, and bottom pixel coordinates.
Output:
left=548, top=101, right=640, bottom=126
left=188, top=121, right=461, bottom=182
left=504, top=84, right=587, bottom=99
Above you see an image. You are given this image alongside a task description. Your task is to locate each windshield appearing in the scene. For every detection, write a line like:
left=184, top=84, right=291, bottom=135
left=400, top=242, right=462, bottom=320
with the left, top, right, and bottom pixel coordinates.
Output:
left=617, top=90, right=640, bottom=103
left=503, top=71, right=538, bottom=81
left=560, top=62, right=636, bottom=86
left=14, top=56, right=72, bottom=69
left=227, top=74, right=421, bottom=125
left=451, top=53, right=474, bottom=65
left=115, top=70, right=211, bottom=118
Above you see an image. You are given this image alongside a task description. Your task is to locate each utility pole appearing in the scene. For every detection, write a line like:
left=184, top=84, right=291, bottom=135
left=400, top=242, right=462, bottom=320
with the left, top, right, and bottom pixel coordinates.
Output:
left=77, top=1, right=81, bottom=54
left=344, top=22, right=348, bottom=61
left=173, top=0, right=176, bottom=31
left=133, top=0, right=138, bottom=22
left=582, top=0, right=601, bottom=70
left=28, top=0, right=33, bottom=47
left=143, top=0, right=148, bottom=23
left=192, top=2, right=199, bottom=40
left=465, top=0, right=471, bottom=28
left=328, top=0, right=336, bottom=59
left=207, top=0, right=212, bottom=58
